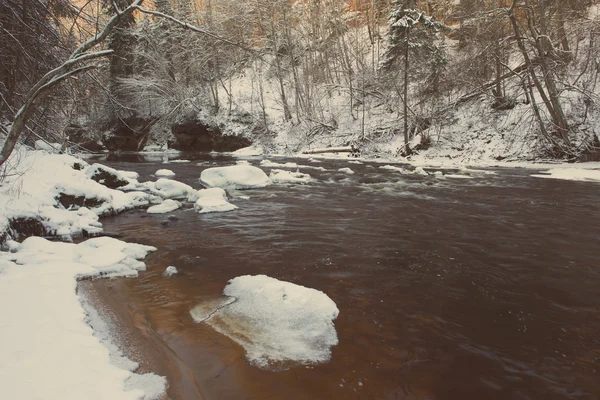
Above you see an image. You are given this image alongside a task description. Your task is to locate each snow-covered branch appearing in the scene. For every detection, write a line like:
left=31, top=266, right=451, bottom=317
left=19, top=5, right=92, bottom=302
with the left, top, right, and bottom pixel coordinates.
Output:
left=0, top=0, right=145, bottom=166
left=131, top=6, right=256, bottom=53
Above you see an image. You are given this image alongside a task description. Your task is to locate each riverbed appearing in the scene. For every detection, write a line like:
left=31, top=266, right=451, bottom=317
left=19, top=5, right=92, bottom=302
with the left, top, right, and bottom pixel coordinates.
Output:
left=81, top=153, right=600, bottom=400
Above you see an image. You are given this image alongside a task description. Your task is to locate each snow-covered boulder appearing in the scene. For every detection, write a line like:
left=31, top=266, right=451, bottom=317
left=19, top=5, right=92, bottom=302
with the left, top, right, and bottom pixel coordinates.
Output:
left=338, top=167, right=354, bottom=174
left=147, top=199, right=181, bottom=214
left=155, top=169, right=176, bottom=178
left=85, top=163, right=137, bottom=189
left=150, top=178, right=195, bottom=199
left=194, top=188, right=237, bottom=214
left=200, top=165, right=271, bottom=190
left=269, top=169, right=311, bottom=184
left=163, top=266, right=178, bottom=277
left=191, top=275, right=339, bottom=369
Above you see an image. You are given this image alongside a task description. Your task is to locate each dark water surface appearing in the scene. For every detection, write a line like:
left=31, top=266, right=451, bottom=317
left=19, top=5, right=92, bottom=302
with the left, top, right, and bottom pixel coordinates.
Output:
left=89, top=153, right=600, bottom=400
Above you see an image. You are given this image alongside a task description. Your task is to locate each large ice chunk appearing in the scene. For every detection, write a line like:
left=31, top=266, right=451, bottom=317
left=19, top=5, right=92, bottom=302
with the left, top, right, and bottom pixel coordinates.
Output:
left=200, top=165, right=271, bottom=190
left=190, top=275, right=339, bottom=369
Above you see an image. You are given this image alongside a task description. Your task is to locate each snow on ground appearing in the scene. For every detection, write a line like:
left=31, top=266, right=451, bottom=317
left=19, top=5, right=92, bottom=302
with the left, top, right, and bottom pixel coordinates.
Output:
left=531, top=168, right=600, bottom=182
left=338, top=167, right=355, bottom=174
left=35, top=140, right=62, bottom=153
left=232, top=146, right=263, bottom=156
left=0, top=236, right=166, bottom=399
left=190, top=275, right=339, bottom=369
left=0, top=148, right=159, bottom=240
left=269, top=169, right=312, bottom=184
left=147, top=199, right=181, bottom=214
left=260, top=160, right=298, bottom=169
left=155, top=169, right=175, bottom=178
left=194, top=188, right=238, bottom=214
left=200, top=165, right=271, bottom=190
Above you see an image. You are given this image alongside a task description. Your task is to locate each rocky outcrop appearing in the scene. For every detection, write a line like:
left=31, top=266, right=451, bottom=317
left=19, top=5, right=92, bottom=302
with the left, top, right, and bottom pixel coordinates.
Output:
left=102, top=116, right=155, bottom=151
left=171, top=119, right=251, bottom=152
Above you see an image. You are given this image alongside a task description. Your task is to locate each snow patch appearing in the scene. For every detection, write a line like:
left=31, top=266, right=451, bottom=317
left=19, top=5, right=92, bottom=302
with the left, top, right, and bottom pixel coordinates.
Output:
left=260, top=159, right=298, bottom=169
left=269, top=169, right=312, bottom=184
left=531, top=168, right=600, bottom=182
left=232, top=146, right=264, bottom=156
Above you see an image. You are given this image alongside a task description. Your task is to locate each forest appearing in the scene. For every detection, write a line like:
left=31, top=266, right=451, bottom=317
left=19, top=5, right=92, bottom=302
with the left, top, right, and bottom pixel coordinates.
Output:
left=1, top=0, right=600, bottom=163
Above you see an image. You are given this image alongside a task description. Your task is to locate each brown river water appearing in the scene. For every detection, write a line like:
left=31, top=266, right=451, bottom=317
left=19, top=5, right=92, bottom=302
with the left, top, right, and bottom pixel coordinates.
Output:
left=80, top=153, right=600, bottom=400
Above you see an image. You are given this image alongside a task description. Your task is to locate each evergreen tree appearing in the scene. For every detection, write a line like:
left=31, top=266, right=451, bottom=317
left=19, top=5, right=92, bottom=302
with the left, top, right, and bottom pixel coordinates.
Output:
left=382, top=1, right=447, bottom=155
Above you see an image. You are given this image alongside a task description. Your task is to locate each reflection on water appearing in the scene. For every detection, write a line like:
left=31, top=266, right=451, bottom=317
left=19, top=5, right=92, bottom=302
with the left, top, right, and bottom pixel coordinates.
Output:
left=94, top=153, right=600, bottom=400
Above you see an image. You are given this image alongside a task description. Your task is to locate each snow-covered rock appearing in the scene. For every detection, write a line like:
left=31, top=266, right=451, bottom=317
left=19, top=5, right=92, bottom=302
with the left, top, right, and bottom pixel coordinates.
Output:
left=147, top=199, right=181, bottom=214
left=155, top=169, right=176, bottom=178
left=200, top=165, right=271, bottom=190
left=338, top=167, right=354, bottom=174
left=0, top=149, right=158, bottom=241
left=269, top=169, right=311, bottom=184
left=260, top=160, right=298, bottom=169
left=380, top=165, right=409, bottom=174
left=86, top=163, right=138, bottom=189
left=0, top=236, right=166, bottom=399
left=163, top=266, right=178, bottom=277
left=194, top=188, right=238, bottom=214
left=149, top=178, right=195, bottom=199
left=413, top=166, right=429, bottom=176
left=191, top=275, right=339, bottom=369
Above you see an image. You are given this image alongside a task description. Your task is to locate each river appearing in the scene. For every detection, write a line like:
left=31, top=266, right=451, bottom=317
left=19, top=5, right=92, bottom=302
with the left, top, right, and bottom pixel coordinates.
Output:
left=79, top=153, right=600, bottom=400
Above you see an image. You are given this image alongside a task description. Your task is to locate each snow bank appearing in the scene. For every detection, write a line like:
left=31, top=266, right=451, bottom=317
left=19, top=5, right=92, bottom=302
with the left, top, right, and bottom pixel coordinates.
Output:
left=191, top=274, right=339, bottom=369
left=155, top=169, right=176, bottom=178
left=260, top=160, right=298, bottom=169
left=338, top=167, right=355, bottom=174
left=200, top=165, right=271, bottom=190
left=0, top=149, right=158, bottom=241
left=531, top=168, right=600, bottom=182
left=0, top=236, right=165, bottom=399
left=147, top=199, right=181, bottom=214
left=269, top=169, right=312, bottom=184
left=35, top=140, right=62, bottom=153
left=194, top=188, right=238, bottom=214
left=232, top=146, right=264, bottom=156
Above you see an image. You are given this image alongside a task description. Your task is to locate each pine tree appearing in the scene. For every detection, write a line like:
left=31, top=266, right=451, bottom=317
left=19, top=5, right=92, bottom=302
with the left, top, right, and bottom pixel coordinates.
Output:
left=382, top=1, right=447, bottom=155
